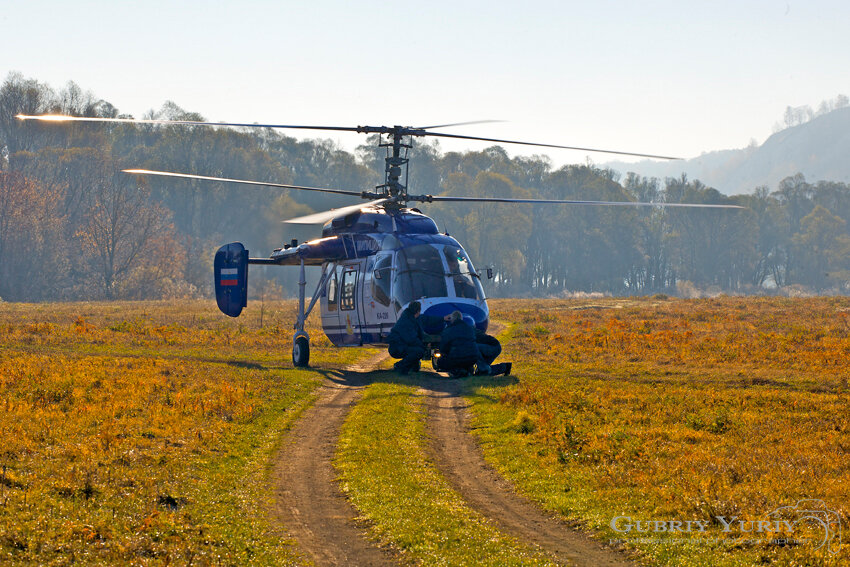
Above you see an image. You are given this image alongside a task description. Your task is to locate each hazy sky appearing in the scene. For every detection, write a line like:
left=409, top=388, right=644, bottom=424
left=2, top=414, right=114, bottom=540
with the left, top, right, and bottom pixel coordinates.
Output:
left=3, top=0, right=848, bottom=167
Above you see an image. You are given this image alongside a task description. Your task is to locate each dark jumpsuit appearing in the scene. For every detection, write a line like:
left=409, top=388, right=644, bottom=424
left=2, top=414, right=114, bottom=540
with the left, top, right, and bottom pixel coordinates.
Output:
left=436, top=319, right=479, bottom=375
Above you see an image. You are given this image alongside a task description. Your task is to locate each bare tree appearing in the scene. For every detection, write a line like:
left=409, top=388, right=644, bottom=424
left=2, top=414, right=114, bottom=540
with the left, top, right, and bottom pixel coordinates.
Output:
left=75, top=158, right=180, bottom=299
left=0, top=72, right=55, bottom=168
left=0, top=171, right=68, bottom=300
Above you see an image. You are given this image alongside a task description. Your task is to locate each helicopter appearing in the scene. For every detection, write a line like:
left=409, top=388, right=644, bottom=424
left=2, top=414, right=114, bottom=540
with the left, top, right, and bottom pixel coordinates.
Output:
left=16, top=115, right=743, bottom=368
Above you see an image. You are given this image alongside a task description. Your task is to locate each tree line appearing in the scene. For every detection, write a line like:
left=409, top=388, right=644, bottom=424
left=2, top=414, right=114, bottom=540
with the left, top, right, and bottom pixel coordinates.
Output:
left=1, top=72, right=849, bottom=302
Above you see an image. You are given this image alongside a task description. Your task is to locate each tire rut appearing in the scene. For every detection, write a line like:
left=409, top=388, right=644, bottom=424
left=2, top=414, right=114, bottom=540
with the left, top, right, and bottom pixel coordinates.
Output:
left=420, top=376, right=637, bottom=567
left=269, top=352, right=397, bottom=567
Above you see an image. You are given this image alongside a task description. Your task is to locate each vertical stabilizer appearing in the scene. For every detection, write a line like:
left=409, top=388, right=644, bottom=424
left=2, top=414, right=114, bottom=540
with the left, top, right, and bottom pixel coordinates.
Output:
left=214, top=242, right=249, bottom=317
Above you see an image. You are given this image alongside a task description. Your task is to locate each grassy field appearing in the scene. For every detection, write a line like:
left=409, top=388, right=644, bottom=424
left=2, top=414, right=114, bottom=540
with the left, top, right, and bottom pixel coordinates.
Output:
left=0, top=300, right=370, bottom=565
left=2, top=297, right=848, bottom=566
left=466, top=297, right=850, bottom=566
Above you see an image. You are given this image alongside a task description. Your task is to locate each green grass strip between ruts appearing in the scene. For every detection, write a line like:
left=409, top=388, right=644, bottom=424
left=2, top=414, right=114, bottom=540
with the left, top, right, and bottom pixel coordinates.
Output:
left=335, top=374, right=557, bottom=566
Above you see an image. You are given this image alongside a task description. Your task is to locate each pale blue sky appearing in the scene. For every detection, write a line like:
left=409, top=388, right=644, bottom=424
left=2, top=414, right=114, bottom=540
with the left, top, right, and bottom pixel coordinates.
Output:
left=2, top=0, right=848, bottom=166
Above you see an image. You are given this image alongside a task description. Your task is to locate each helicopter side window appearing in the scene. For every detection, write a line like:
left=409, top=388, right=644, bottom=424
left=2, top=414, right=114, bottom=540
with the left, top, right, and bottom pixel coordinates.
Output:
left=340, top=268, right=357, bottom=311
left=372, top=255, right=392, bottom=306
left=393, top=245, right=448, bottom=308
left=326, top=269, right=338, bottom=311
left=442, top=246, right=485, bottom=300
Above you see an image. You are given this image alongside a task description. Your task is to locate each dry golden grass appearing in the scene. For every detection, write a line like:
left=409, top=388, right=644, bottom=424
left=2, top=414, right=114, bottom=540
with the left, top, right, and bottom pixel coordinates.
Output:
left=473, top=296, right=850, bottom=566
left=0, top=300, right=367, bottom=565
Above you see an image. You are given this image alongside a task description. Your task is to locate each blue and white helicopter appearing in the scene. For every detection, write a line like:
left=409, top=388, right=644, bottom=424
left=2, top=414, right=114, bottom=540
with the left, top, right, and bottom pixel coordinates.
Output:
left=17, top=116, right=742, bottom=367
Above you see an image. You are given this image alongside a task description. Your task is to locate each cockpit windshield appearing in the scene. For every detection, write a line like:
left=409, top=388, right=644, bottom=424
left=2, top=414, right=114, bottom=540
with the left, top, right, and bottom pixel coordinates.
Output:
left=442, top=246, right=485, bottom=300
left=392, top=243, right=485, bottom=310
left=392, top=244, right=448, bottom=309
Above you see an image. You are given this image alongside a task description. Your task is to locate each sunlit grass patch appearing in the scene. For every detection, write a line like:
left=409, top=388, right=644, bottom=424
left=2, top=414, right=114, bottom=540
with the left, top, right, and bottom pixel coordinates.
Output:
left=0, top=299, right=355, bottom=366
left=0, top=354, right=310, bottom=564
left=0, top=300, right=370, bottom=565
left=467, top=297, right=850, bottom=566
left=335, top=376, right=557, bottom=566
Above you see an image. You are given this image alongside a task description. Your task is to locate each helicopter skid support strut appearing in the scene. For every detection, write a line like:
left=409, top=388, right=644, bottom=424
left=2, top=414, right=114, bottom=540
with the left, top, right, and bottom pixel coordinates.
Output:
left=292, top=260, right=331, bottom=367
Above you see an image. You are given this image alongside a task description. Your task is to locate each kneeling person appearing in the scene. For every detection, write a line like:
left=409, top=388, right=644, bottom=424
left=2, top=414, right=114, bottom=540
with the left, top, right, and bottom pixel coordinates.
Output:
left=473, top=325, right=511, bottom=376
left=460, top=314, right=512, bottom=377
left=387, top=301, right=427, bottom=374
left=435, top=311, right=480, bottom=378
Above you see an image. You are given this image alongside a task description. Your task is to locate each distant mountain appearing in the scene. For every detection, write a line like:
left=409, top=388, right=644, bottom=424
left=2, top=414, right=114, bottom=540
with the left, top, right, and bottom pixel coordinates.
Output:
left=605, top=106, right=850, bottom=195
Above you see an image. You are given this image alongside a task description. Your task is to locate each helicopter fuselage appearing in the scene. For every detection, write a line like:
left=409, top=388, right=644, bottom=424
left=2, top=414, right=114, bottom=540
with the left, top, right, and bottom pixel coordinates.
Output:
left=214, top=207, right=489, bottom=359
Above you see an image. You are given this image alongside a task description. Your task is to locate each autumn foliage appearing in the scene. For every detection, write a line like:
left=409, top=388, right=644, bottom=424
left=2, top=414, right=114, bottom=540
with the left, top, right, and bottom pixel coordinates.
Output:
left=0, top=171, right=67, bottom=300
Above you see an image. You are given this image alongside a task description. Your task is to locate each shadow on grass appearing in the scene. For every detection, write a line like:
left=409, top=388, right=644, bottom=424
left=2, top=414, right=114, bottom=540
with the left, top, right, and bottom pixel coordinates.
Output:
left=222, top=359, right=267, bottom=370
left=317, top=363, right=519, bottom=401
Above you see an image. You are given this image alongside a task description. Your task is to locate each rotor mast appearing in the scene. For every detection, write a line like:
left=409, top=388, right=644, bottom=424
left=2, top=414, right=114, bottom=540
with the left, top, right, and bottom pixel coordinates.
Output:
left=356, top=125, right=425, bottom=206
left=383, top=127, right=411, bottom=202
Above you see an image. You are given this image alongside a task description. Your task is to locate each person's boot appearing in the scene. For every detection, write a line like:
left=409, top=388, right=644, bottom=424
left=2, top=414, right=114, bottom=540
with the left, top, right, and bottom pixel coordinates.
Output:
left=490, top=362, right=512, bottom=376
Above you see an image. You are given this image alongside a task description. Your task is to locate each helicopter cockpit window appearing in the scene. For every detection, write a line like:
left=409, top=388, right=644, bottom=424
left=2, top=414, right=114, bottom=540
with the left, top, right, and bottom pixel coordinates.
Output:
left=442, top=247, right=485, bottom=300
left=372, top=255, right=392, bottom=306
left=340, top=268, right=357, bottom=311
left=393, top=244, right=448, bottom=308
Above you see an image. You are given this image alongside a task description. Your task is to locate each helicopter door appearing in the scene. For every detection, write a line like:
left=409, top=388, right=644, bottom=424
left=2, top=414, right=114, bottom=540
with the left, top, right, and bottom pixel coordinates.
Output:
left=362, top=253, right=396, bottom=343
left=337, top=263, right=362, bottom=346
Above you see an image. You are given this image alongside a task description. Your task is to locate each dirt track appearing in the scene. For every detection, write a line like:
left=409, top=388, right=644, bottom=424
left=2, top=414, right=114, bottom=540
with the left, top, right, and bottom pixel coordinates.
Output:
left=270, top=352, right=635, bottom=566
left=269, top=352, right=397, bottom=566
left=420, top=376, right=636, bottom=567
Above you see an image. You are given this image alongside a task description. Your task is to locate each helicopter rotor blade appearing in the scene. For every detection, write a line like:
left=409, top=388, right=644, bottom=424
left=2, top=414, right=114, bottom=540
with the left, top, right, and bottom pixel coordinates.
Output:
left=18, top=114, right=680, bottom=159
left=16, top=114, right=365, bottom=134
left=123, top=169, right=376, bottom=198
left=416, top=195, right=743, bottom=209
left=283, top=199, right=392, bottom=225
left=415, top=120, right=505, bottom=130
left=17, top=114, right=502, bottom=134
left=421, top=131, right=682, bottom=160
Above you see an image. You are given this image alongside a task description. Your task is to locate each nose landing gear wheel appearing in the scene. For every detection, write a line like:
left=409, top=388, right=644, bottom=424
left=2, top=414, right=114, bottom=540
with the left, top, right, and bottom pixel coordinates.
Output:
left=293, top=335, right=310, bottom=367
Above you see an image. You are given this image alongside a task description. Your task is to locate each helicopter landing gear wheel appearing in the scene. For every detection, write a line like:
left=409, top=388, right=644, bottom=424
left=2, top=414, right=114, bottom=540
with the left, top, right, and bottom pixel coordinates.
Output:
left=292, top=334, right=310, bottom=367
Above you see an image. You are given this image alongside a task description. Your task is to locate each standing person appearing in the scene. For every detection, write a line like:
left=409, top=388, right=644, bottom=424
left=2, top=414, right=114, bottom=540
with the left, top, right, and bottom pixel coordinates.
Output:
left=387, top=301, right=427, bottom=374
left=435, top=311, right=480, bottom=378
